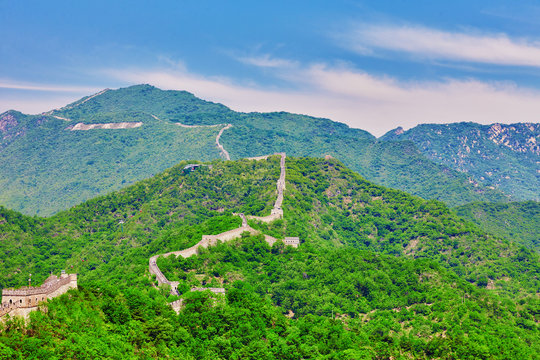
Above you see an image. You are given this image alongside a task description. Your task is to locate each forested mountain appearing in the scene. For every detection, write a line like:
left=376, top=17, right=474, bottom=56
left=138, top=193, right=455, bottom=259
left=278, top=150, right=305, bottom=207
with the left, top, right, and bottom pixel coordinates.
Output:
left=0, top=85, right=508, bottom=216
left=0, top=156, right=538, bottom=358
left=381, top=122, right=540, bottom=201
left=455, top=200, right=540, bottom=252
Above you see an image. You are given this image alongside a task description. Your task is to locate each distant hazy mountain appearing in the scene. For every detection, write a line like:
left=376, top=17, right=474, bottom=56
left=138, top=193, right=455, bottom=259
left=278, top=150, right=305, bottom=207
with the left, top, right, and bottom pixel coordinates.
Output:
left=0, top=85, right=508, bottom=215
left=381, top=122, right=540, bottom=201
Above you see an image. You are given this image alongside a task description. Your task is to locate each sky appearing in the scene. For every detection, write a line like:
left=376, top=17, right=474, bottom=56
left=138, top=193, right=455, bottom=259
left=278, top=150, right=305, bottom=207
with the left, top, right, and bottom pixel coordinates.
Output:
left=2, top=0, right=540, bottom=136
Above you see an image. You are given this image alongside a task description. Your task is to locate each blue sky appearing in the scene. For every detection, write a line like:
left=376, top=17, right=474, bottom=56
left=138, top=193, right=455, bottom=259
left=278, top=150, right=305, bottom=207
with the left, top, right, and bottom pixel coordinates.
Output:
left=2, top=0, right=540, bottom=135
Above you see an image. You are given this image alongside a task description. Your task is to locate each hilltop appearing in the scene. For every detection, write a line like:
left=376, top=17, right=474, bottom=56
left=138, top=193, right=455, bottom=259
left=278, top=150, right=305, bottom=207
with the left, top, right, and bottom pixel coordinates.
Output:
left=0, top=84, right=510, bottom=216
left=0, top=155, right=537, bottom=358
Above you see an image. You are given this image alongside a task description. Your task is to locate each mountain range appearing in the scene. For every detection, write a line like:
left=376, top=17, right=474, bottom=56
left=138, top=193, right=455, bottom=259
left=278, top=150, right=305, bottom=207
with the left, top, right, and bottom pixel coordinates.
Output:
left=2, top=84, right=530, bottom=216
left=0, top=84, right=538, bottom=357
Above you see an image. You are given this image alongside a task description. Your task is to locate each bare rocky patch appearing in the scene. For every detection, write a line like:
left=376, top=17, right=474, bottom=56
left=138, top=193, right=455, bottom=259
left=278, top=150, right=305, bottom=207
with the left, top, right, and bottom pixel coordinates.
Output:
left=70, top=122, right=143, bottom=130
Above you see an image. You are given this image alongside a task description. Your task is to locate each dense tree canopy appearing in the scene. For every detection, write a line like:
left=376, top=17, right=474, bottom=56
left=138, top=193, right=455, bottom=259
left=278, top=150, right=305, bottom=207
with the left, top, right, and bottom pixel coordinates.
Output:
left=0, top=156, right=537, bottom=358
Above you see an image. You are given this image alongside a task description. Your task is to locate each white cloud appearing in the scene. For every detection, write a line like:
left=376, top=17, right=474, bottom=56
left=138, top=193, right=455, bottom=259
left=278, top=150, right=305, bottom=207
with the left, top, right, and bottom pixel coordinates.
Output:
left=347, top=24, right=540, bottom=67
left=236, top=54, right=299, bottom=68
left=105, top=63, right=540, bottom=136
left=3, top=62, right=540, bottom=136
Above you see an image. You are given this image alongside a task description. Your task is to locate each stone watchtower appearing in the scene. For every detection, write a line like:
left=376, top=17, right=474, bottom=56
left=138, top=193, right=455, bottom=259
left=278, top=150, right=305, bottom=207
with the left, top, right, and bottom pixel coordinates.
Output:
left=284, top=237, right=300, bottom=248
left=1, top=270, right=77, bottom=318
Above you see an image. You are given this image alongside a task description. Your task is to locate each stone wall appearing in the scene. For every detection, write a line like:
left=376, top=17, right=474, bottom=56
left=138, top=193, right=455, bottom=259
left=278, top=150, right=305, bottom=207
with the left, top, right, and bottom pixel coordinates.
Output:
left=148, top=210, right=259, bottom=296
left=247, top=212, right=282, bottom=223
left=149, top=152, right=292, bottom=310
left=170, top=299, right=183, bottom=314
left=71, top=122, right=143, bottom=130
left=284, top=237, right=300, bottom=248
left=1, top=273, right=77, bottom=319
left=246, top=153, right=286, bottom=223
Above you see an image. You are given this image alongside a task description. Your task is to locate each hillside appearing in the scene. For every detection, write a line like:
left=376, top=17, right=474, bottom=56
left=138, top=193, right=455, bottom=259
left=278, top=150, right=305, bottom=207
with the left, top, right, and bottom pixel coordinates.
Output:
left=455, top=201, right=540, bottom=252
left=381, top=122, right=540, bottom=201
left=0, top=85, right=509, bottom=216
left=0, top=109, right=220, bottom=215
left=0, top=156, right=538, bottom=358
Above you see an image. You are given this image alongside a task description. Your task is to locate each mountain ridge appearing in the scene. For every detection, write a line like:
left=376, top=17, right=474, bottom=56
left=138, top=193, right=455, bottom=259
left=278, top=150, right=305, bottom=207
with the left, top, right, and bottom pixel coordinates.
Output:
left=0, top=85, right=512, bottom=216
left=380, top=121, right=540, bottom=200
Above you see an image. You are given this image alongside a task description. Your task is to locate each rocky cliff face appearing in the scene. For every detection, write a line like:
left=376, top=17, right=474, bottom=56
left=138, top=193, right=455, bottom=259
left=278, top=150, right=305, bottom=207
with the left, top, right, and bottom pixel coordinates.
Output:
left=0, top=111, right=52, bottom=151
left=381, top=122, right=540, bottom=201
left=487, top=123, right=539, bottom=155
left=0, top=111, right=22, bottom=147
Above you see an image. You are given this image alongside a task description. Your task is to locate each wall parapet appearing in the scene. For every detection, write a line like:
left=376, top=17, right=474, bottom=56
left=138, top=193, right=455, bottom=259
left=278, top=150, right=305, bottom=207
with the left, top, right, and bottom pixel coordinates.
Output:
left=2, top=274, right=76, bottom=297
left=1, top=272, right=77, bottom=319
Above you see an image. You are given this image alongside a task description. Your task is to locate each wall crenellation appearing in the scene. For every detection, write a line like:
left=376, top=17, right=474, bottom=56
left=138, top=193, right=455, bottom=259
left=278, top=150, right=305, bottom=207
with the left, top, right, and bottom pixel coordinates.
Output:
left=1, top=271, right=77, bottom=319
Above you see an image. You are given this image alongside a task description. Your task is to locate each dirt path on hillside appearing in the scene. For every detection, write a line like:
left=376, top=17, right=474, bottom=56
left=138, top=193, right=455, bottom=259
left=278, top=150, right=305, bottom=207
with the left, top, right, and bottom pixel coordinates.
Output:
left=44, top=89, right=111, bottom=119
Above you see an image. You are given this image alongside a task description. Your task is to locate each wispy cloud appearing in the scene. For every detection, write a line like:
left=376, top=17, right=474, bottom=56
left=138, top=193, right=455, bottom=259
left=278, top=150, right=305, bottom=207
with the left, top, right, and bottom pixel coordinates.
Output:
left=0, top=80, right=98, bottom=93
left=0, top=80, right=101, bottom=114
left=4, top=58, right=540, bottom=135
left=104, top=62, right=540, bottom=136
left=235, top=54, right=299, bottom=69
left=345, top=24, right=540, bottom=67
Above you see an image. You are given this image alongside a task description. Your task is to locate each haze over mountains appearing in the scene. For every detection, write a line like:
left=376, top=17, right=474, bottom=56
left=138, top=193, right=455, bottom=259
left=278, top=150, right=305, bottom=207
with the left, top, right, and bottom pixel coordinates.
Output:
left=3, top=1, right=540, bottom=358
left=3, top=84, right=537, bottom=216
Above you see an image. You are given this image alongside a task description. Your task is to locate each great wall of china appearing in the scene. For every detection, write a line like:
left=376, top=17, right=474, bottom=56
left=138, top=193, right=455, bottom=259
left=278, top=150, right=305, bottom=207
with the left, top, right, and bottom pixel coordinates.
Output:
left=3, top=101, right=294, bottom=316
left=67, top=112, right=233, bottom=160
left=44, top=91, right=234, bottom=161
left=149, top=152, right=299, bottom=312
left=0, top=272, right=77, bottom=319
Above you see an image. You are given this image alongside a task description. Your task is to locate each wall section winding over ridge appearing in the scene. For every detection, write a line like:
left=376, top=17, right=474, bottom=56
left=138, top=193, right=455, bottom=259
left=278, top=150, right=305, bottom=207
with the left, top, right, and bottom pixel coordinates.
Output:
left=149, top=153, right=288, bottom=310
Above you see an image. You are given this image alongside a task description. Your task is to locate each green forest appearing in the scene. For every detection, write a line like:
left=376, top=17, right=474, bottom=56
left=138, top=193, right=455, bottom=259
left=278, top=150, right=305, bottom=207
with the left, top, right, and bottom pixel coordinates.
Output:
left=455, top=201, right=540, bottom=252
left=0, top=156, right=538, bottom=359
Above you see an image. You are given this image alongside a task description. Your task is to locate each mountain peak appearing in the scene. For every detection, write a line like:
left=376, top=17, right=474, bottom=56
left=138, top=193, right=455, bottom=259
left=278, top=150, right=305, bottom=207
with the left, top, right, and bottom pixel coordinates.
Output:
left=379, top=126, right=404, bottom=140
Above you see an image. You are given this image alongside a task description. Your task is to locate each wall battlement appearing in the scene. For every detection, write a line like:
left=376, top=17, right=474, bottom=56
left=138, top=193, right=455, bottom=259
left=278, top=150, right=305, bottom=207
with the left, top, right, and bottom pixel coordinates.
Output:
left=191, top=287, right=226, bottom=294
left=1, top=272, right=77, bottom=319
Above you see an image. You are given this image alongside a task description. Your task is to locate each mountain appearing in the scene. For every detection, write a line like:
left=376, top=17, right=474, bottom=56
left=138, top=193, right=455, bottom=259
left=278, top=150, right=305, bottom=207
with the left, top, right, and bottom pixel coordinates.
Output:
left=381, top=122, right=540, bottom=201
left=0, top=84, right=508, bottom=216
left=0, top=156, right=537, bottom=358
left=455, top=201, right=540, bottom=252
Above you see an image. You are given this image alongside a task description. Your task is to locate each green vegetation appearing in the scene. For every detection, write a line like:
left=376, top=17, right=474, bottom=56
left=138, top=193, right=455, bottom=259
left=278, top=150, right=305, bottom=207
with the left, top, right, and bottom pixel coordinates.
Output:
left=381, top=122, right=540, bottom=201
left=0, top=156, right=537, bottom=358
left=221, top=115, right=509, bottom=207
left=0, top=85, right=510, bottom=216
left=2, top=237, right=538, bottom=359
left=0, top=109, right=220, bottom=216
left=455, top=201, right=540, bottom=252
